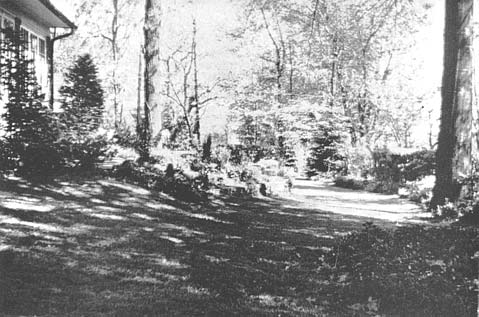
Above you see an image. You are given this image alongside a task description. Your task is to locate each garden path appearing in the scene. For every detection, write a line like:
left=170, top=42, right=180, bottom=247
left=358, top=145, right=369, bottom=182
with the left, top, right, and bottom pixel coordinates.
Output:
left=282, top=178, right=431, bottom=226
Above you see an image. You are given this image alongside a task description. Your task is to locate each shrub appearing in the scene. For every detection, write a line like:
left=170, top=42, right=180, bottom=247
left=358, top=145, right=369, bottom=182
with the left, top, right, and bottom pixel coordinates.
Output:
left=112, top=160, right=206, bottom=202
left=334, top=176, right=367, bottom=190
left=1, top=27, right=61, bottom=177
left=399, top=175, right=434, bottom=204
left=400, top=150, right=435, bottom=181
left=343, top=145, right=373, bottom=177
left=325, top=223, right=478, bottom=316
left=370, top=149, right=435, bottom=194
left=58, top=134, right=111, bottom=170
left=57, top=54, right=107, bottom=171
left=202, top=135, right=212, bottom=162
left=227, top=144, right=270, bottom=165
left=0, top=139, right=15, bottom=174
left=113, top=124, right=138, bottom=149
left=451, top=173, right=479, bottom=224
left=306, top=129, right=344, bottom=177
left=59, top=54, right=104, bottom=136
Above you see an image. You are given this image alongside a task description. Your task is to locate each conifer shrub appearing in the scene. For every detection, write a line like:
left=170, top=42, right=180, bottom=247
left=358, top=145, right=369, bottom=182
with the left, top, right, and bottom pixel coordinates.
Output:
left=57, top=54, right=109, bottom=170
left=0, top=28, right=61, bottom=177
left=202, top=135, right=212, bottom=162
left=306, top=126, right=344, bottom=177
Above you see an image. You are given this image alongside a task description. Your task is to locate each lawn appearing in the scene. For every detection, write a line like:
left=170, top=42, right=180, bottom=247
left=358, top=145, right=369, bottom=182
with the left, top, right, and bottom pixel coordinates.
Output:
left=0, top=176, right=477, bottom=316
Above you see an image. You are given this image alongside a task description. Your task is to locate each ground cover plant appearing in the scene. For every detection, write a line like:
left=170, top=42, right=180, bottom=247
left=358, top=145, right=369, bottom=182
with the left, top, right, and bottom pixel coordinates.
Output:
left=326, top=222, right=478, bottom=316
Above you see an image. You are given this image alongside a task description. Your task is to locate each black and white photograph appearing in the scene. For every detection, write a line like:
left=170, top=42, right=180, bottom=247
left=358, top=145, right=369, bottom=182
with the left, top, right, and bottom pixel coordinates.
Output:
left=0, top=0, right=478, bottom=315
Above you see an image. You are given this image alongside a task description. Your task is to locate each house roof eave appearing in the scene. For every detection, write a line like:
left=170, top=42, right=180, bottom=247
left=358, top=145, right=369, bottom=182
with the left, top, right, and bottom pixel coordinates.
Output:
left=37, top=0, right=76, bottom=30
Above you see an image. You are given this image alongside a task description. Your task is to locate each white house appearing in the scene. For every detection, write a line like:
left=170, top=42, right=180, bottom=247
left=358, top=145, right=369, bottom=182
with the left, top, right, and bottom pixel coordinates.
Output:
left=0, top=0, right=76, bottom=106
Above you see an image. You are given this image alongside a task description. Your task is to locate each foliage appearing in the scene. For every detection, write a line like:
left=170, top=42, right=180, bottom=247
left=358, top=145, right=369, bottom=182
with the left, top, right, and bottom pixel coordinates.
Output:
left=59, top=54, right=105, bottom=136
left=369, top=149, right=435, bottom=193
left=306, top=128, right=344, bottom=177
left=113, top=124, right=138, bottom=149
left=57, top=134, right=111, bottom=169
left=336, top=149, right=435, bottom=194
left=57, top=54, right=108, bottom=170
left=433, top=172, right=479, bottom=223
left=57, top=0, right=141, bottom=129
left=231, top=98, right=276, bottom=154
left=325, top=223, right=479, bottom=316
left=399, top=175, right=435, bottom=204
left=112, top=160, right=206, bottom=202
left=202, top=134, right=212, bottom=162
left=334, top=176, right=367, bottom=190
left=1, top=28, right=60, bottom=177
left=0, top=139, right=15, bottom=173
left=456, top=173, right=479, bottom=224
left=227, top=144, right=269, bottom=165
left=234, top=0, right=431, bottom=151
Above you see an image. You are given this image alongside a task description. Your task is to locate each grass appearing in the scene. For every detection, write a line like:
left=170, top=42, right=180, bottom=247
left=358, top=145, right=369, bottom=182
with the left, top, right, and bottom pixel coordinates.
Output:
left=0, top=176, right=477, bottom=316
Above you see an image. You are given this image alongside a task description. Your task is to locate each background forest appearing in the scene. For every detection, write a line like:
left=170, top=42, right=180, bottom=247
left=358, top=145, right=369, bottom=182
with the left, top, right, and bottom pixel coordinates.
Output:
left=52, top=0, right=441, bottom=160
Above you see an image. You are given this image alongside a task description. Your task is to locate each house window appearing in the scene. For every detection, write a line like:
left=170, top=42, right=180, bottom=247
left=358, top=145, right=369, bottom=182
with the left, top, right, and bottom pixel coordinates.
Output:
left=39, top=38, right=46, bottom=60
left=3, top=18, right=13, bottom=30
left=20, top=28, right=29, bottom=48
left=30, top=34, right=37, bottom=56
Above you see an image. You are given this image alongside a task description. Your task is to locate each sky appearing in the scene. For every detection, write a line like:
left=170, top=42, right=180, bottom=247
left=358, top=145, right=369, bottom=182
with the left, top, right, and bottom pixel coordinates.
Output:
left=50, top=0, right=75, bottom=21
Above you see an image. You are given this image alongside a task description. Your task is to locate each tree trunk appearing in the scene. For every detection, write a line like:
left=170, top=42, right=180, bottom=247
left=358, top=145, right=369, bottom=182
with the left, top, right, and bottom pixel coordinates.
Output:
left=453, top=0, right=479, bottom=179
left=192, top=19, right=201, bottom=148
left=111, top=0, right=120, bottom=129
left=141, top=0, right=162, bottom=161
left=144, top=0, right=162, bottom=142
left=431, top=0, right=478, bottom=208
left=136, top=47, right=142, bottom=134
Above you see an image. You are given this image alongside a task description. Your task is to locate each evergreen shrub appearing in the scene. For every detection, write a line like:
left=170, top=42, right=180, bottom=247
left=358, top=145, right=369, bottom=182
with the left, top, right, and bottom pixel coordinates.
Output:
left=334, top=176, right=367, bottom=190
left=1, top=28, right=61, bottom=177
left=306, top=128, right=344, bottom=177
left=58, top=54, right=108, bottom=170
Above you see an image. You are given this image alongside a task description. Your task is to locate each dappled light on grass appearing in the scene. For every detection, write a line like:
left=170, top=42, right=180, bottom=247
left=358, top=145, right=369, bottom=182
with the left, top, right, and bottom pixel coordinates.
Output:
left=132, top=213, right=155, bottom=220
left=157, top=223, right=205, bottom=237
left=89, top=213, right=126, bottom=221
left=145, top=201, right=177, bottom=211
left=96, top=205, right=124, bottom=213
left=176, top=210, right=233, bottom=224
left=285, top=227, right=338, bottom=239
left=0, top=215, right=65, bottom=233
left=56, top=185, right=93, bottom=198
left=1, top=200, right=56, bottom=213
left=160, top=236, right=184, bottom=244
left=98, top=180, right=151, bottom=195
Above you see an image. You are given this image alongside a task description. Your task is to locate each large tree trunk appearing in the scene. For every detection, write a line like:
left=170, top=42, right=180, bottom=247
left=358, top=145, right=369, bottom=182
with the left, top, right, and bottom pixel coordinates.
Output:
left=141, top=0, right=162, bottom=161
left=431, top=0, right=479, bottom=209
left=453, top=0, right=479, bottom=179
left=144, top=0, right=162, bottom=144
